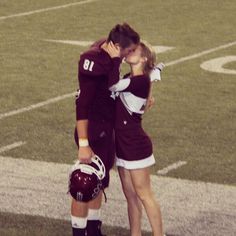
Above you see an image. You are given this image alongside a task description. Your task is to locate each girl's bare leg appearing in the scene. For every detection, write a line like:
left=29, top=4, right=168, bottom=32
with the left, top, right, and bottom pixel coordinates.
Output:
left=118, top=167, right=142, bottom=236
left=130, top=167, right=163, bottom=236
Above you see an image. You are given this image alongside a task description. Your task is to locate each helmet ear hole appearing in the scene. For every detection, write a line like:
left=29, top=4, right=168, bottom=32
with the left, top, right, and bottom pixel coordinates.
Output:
left=68, top=155, right=105, bottom=202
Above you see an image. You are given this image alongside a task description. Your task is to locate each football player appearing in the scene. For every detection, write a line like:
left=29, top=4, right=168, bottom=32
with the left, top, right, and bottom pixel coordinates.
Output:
left=72, top=23, right=140, bottom=236
left=107, top=41, right=164, bottom=236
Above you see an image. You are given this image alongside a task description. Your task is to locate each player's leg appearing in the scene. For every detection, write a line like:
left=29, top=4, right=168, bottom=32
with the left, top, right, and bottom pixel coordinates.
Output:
left=72, top=129, right=89, bottom=235
left=86, top=159, right=111, bottom=236
left=130, top=167, right=163, bottom=236
left=71, top=198, right=88, bottom=236
left=87, top=191, right=104, bottom=236
left=86, top=123, right=114, bottom=236
left=73, top=126, right=104, bottom=235
left=118, top=167, right=142, bottom=236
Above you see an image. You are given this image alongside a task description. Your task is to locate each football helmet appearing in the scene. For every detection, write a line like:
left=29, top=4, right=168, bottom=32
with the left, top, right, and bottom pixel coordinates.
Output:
left=68, top=155, right=106, bottom=202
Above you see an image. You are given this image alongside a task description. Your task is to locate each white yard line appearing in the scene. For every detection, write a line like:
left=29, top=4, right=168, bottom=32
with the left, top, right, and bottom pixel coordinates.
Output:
left=0, top=142, right=26, bottom=154
left=0, top=156, right=235, bottom=235
left=0, top=92, right=75, bottom=120
left=44, top=39, right=94, bottom=47
left=0, top=0, right=98, bottom=21
left=0, top=41, right=236, bottom=121
left=165, top=40, right=236, bottom=66
left=157, top=161, right=187, bottom=175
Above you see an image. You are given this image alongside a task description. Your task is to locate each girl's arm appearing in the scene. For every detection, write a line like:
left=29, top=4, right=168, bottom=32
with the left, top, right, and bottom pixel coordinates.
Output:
left=145, top=82, right=155, bottom=111
left=145, top=63, right=165, bottom=111
left=109, top=77, right=131, bottom=92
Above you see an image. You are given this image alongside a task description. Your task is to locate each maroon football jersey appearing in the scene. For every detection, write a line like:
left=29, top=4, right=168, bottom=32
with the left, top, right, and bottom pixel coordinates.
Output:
left=76, top=39, right=121, bottom=121
left=75, top=40, right=120, bottom=187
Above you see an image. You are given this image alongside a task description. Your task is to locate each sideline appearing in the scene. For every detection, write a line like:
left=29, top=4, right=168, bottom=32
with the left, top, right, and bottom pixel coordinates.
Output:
left=0, top=156, right=235, bottom=235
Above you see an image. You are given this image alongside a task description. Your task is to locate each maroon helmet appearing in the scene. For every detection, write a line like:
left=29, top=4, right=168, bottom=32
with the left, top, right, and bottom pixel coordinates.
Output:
left=68, top=155, right=105, bottom=202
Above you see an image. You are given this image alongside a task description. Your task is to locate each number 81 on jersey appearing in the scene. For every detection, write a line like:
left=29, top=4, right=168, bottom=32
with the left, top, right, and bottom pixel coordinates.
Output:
left=83, top=59, right=94, bottom=72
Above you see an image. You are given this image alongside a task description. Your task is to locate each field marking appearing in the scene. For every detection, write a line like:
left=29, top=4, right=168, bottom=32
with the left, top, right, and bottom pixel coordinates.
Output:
left=0, top=0, right=99, bottom=21
left=0, top=156, right=235, bottom=235
left=44, top=39, right=94, bottom=47
left=165, top=40, right=236, bottom=66
left=153, top=45, right=174, bottom=53
left=0, top=40, right=236, bottom=120
left=0, top=92, right=75, bottom=120
left=0, top=142, right=26, bottom=154
left=157, top=161, right=187, bottom=175
left=200, top=55, right=236, bottom=75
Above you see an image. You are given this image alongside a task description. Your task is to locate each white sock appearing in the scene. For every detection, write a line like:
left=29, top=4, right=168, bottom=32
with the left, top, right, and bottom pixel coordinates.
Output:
left=87, top=209, right=101, bottom=221
left=71, top=215, right=87, bottom=229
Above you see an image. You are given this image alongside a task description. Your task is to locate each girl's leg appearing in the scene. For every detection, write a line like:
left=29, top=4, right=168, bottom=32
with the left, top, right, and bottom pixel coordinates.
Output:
left=118, top=167, right=142, bottom=236
left=130, top=167, right=163, bottom=236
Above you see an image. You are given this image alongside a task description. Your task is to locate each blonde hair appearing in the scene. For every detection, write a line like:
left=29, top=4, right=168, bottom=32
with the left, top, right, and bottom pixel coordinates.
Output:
left=140, top=40, right=157, bottom=76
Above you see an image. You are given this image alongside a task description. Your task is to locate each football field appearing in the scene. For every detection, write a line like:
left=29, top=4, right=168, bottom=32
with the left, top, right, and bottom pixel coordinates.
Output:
left=0, top=0, right=236, bottom=235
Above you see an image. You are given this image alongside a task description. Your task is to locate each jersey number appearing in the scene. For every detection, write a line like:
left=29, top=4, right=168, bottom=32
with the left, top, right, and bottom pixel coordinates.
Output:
left=83, top=59, right=94, bottom=71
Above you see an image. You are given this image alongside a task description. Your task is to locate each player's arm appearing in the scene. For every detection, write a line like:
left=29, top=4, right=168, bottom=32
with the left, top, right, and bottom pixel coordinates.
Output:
left=76, top=83, right=95, bottom=163
left=76, top=120, right=93, bottom=164
left=108, top=57, right=121, bottom=88
left=76, top=59, right=98, bottom=163
left=104, top=42, right=122, bottom=88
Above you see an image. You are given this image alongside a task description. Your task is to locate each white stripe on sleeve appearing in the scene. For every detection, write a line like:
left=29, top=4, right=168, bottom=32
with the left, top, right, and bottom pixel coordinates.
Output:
left=109, top=78, right=131, bottom=92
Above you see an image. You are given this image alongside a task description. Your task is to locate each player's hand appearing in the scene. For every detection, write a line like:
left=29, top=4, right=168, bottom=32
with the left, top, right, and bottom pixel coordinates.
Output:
left=106, top=42, right=121, bottom=58
left=78, top=146, right=94, bottom=164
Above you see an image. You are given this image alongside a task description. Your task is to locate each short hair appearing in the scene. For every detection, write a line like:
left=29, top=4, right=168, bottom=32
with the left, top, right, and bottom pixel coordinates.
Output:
left=107, top=23, right=140, bottom=49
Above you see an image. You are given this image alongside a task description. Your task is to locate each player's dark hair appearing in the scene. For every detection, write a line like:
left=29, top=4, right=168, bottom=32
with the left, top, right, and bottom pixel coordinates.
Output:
left=107, top=23, right=140, bottom=48
left=140, top=40, right=157, bottom=76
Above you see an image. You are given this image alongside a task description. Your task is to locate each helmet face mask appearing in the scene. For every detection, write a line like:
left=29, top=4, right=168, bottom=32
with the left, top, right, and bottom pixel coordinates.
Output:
left=68, top=155, right=106, bottom=202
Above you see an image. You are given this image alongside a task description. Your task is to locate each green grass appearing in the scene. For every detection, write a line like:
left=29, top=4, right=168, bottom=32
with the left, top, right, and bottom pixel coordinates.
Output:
left=0, top=0, right=236, bottom=186
left=0, top=212, right=151, bottom=236
left=1, top=1, right=236, bottom=235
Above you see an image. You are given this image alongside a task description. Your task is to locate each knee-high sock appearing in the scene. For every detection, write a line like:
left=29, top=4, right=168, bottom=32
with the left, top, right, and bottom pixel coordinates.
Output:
left=71, top=216, right=87, bottom=236
left=87, top=209, right=101, bottom=221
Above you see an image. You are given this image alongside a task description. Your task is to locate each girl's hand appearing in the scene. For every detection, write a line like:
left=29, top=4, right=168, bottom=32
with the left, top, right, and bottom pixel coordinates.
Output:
left=106, top=41, right=121, bottom=58
left=145, top=96, right=155, bottom=111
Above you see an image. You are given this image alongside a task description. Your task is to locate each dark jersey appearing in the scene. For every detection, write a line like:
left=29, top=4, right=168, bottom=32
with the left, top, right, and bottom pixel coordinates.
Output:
left=109, top=74, right=151, bottom=130
left=76, top=39, right=121, bottom=122
left=74, top=40, right=121, bottom=187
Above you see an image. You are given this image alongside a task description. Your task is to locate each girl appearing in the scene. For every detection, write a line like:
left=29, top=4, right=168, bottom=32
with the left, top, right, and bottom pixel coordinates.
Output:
left=106, top=41, right=164, bottom=236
